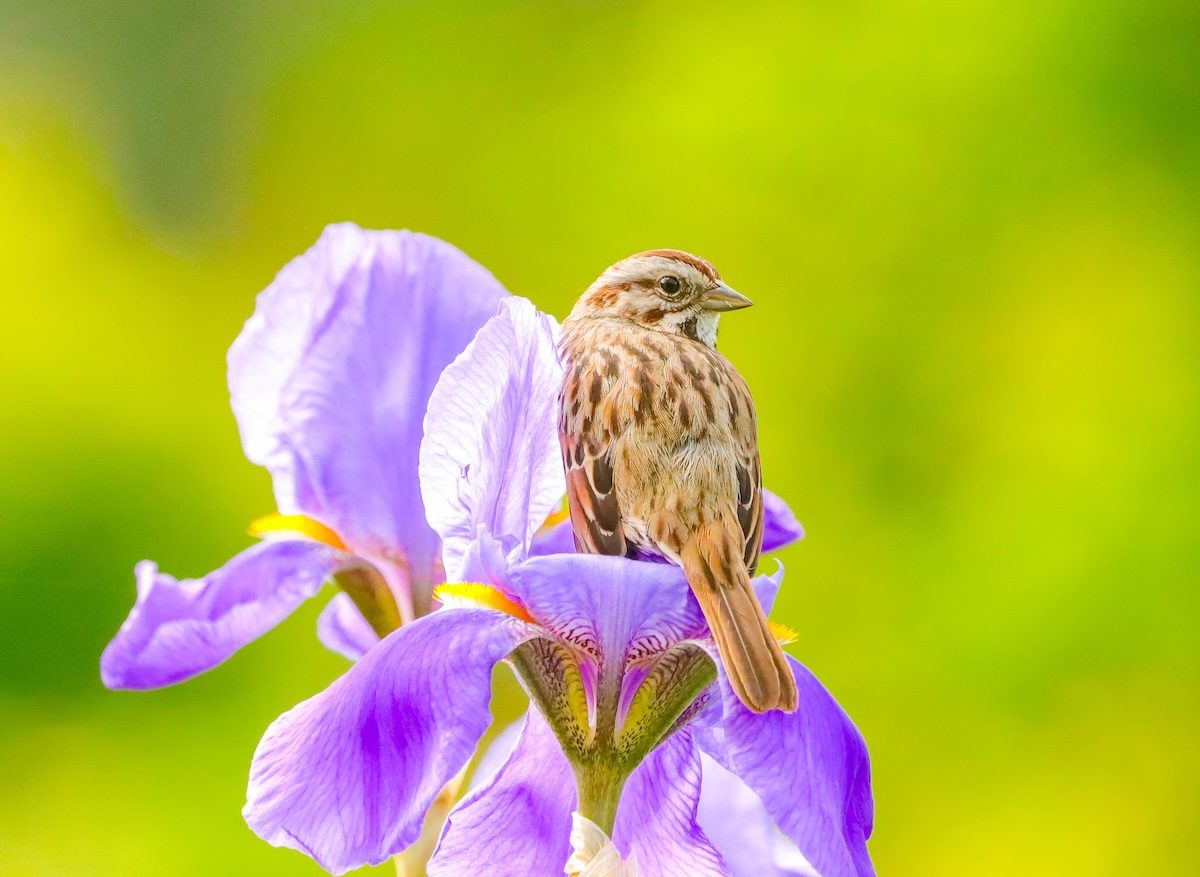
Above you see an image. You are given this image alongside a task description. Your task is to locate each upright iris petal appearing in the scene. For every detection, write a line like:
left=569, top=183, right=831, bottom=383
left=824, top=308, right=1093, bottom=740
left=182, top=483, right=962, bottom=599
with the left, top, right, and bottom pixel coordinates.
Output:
left=419, top=295, right=566, bottom=582
left=761, top=489, right=805, bottom=551
left=103, top=225, right=509, bottom=689
left=229, top=223, right=511, bottom=612
left=230, top=225, right=507, bottom=591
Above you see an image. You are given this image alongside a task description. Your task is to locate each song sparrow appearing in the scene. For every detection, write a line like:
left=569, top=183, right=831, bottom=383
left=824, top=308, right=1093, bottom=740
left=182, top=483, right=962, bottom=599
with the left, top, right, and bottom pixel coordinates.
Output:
left=559, top=250, right=798, bottom=713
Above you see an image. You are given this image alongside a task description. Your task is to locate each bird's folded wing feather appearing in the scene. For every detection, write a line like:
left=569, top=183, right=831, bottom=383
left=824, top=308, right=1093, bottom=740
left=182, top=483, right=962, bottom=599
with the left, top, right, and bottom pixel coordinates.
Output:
left=725, top=368, right=764, bottom=573
left=736, top=452, right=764, bottom=573
left=562, top=428, right=626, bottom=556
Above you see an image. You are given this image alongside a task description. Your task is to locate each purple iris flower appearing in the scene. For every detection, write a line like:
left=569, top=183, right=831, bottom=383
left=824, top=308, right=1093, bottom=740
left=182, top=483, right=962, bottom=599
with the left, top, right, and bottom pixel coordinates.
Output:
left=101, top=224, right=510, bottom=689
left=242, top=297, right=873, bottom=876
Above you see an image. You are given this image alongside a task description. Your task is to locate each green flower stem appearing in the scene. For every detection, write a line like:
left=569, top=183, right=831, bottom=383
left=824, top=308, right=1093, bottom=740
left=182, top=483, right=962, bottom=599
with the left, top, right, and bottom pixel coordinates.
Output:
left=572, top=763, right=627, bottom=837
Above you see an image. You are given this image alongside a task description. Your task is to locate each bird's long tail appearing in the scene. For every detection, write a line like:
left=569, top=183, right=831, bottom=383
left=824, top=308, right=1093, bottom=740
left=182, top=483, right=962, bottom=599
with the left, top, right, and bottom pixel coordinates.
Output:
left=680, top=521, right=798, bottom=713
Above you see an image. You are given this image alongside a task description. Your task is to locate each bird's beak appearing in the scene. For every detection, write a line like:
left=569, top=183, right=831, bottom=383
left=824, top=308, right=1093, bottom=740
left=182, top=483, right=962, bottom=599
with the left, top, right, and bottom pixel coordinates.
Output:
left=699, top=282, right=753, bottom=312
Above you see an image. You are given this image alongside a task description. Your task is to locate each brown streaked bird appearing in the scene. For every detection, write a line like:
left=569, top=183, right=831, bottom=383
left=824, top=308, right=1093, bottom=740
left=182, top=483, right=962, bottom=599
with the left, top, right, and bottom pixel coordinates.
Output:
left=558, top=249, right=798, bottom=713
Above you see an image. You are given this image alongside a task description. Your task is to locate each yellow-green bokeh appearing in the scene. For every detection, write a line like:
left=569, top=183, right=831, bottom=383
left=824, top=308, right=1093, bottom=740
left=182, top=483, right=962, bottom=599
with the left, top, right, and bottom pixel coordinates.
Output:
left=1, top=1, right=1196, bottom=874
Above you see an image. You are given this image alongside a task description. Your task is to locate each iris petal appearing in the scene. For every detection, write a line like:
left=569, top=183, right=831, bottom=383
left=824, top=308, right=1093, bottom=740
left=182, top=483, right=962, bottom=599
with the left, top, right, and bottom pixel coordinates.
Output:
left=612, top=729, right=730, bottom=877
left=429, top=708, right=575, bottom=876
left=697, top=754, right=819, bottom=877
left=315, top=592, right=379, bottom=661
left=696, top=659, right=875, bottom=877
left=761, top=490, right=805, bottom=553
left=244, top=607, right=532, bottom=875
left=529, top=518, right=579, bottom=556
left=229, top=224, right=509, bottom=593
left=567, top=814, right=639, bottom=877
left=101, top=539, right=347, bottom=690
left=420, top=296, right=566, bottom=582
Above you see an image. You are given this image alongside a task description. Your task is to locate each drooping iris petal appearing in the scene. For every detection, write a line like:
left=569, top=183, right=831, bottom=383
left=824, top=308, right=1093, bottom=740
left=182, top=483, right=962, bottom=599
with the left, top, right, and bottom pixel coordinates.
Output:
left=101, top=540, right=347, bottom=690
left=229, top=224, right=509, bottom=589
left=696, top=659, right=875, bottom=877
left=420, top=296, right=566, bottom=582
left=243, top=608, right=531, bottom=875
left=429, top=708, right=575, bottom=876
left=532, top=488, right=803, bottom=559
left=696, top=754, right=818, bottom=877
left=613, top=729, right=730, bottom=877
left=761, top=490, right=805, bottom=553
left=315, top=592, right=380, bottom=661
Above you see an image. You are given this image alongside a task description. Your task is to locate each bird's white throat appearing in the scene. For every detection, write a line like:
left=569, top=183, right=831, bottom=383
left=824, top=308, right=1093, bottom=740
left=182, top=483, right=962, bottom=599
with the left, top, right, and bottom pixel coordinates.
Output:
left=659, top=309, right=720, bottom=348
left=693, top=311, right=720, bottom=347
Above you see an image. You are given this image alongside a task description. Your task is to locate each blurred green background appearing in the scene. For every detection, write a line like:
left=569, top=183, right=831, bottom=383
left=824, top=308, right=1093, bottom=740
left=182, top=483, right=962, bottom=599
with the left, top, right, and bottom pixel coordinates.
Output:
left=1, top=1, right=1197, bottom=874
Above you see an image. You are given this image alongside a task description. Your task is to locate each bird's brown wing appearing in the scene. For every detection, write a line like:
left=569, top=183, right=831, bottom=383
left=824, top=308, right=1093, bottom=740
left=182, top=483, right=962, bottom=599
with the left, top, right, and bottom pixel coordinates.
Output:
left=728, top=368, right=764, bottom=574
left=737, top=452, right=764, bottom=574
left=561, top=428, right=626, bottom=556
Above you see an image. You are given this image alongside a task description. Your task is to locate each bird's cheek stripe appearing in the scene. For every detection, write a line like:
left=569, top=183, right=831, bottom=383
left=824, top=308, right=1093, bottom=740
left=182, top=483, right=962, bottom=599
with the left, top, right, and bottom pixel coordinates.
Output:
left=249, top=512, right=349, bottom=551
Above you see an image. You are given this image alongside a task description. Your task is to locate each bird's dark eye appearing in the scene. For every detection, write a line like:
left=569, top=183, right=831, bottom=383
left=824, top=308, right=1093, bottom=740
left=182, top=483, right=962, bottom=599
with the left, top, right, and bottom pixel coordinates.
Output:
left=659, top=275, right=681, bottom=295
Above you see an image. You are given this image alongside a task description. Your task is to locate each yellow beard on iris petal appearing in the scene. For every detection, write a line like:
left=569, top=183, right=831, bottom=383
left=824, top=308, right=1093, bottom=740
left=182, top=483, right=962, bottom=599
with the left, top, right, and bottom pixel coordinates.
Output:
left=432, top=582, right=535, bottom=624
left=249, top=512, right=348, bottom=551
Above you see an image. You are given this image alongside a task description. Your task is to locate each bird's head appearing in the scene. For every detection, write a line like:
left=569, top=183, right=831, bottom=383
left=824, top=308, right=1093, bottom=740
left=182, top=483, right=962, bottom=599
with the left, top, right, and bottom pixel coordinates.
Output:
left=570, top=249, right=751, bottom=347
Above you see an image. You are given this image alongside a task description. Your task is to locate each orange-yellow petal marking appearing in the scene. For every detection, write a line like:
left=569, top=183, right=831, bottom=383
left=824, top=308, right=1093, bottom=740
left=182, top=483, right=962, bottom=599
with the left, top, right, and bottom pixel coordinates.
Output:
left=769, top=621, right=798, bottom=646
left=433, top=582, right=535, bottom=624
left=249, top=513, right=348, bottom=551
left=538, top=498, right=570, bottom=531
